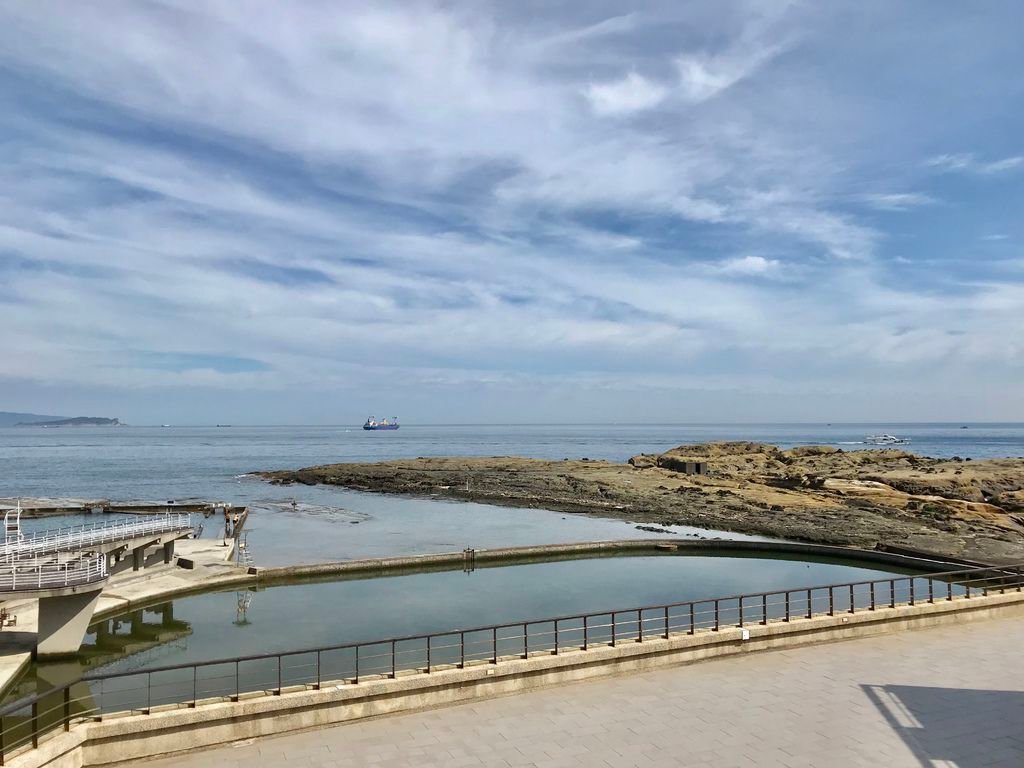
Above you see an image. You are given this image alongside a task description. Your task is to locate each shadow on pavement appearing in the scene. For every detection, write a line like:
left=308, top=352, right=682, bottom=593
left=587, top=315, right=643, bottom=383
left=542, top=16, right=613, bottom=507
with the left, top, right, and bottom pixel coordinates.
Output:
left=863, top=684, right=1024, bottom=767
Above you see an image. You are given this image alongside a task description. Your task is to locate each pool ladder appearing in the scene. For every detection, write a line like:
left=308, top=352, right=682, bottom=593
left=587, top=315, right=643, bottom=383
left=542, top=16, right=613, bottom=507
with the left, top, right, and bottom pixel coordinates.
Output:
left=237, top=532, right=254, bottom=568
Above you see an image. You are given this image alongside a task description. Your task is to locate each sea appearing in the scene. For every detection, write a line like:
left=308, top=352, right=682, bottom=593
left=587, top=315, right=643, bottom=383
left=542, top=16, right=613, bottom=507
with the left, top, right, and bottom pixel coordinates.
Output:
left=2, top=423, right=1023, bottom=566
left=2, top=423, right=1022, bottom=690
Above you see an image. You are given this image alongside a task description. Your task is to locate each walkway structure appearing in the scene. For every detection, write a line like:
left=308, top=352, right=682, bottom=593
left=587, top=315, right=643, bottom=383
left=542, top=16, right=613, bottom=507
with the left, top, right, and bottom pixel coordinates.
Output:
left=144, top=613, right=1024, bottom=768
left=0, top=513, right=195, bottom=658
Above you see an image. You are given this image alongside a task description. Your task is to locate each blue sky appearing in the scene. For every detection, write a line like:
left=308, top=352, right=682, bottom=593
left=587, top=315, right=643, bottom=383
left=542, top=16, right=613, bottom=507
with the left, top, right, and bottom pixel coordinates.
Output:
left=1, top=1, right=1022, bottom=424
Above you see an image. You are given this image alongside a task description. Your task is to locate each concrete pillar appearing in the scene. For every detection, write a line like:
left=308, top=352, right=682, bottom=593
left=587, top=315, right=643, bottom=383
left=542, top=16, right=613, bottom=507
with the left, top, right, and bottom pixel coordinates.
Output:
left=163, top=539, right=175, bottom=564
left=36, top=588, right=103, bottom=659
left=159, top=602, right=175, bottom=626
left=133, top=544, right=146, bottom=571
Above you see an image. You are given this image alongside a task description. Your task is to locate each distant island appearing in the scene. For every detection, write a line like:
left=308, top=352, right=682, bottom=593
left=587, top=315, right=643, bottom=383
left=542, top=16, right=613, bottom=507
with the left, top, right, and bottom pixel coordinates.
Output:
left=15, top=416, right=121, bottom=427
left=0, top=411, right=64, bottom=427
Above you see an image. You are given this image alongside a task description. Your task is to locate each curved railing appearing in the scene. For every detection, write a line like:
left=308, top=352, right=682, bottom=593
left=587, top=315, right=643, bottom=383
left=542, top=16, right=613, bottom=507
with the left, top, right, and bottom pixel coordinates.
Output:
left=0, top=560, right=1021, bottom=762
left=0, top=553, right=108, bottom=592
left=0, top=514, right=193, bottom=562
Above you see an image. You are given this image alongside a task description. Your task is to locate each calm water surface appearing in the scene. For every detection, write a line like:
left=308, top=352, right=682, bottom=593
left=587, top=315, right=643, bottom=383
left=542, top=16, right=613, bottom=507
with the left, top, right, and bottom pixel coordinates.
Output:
left=3, top=424, right=1023, bottom=564
left=55, top=553, right=908, bottom=682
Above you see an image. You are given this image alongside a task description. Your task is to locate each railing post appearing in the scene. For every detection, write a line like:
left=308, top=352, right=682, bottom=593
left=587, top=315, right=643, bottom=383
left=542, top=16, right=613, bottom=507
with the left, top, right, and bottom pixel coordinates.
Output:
left=491, top=628, right=497, bottom=664
left=584, top=616, right=589, bottom=650
left=277, top=655, right=283, bottom=693
left=63, top=686, right=71, bottom=731
left=713, top=600, right=720, bottom=631
left=889, top=580, right=896, bottom=608
left=147, top=671, right=152, bottom=713
left=784, top=592, right=790, bottom=622
left=316, top=650, right=322, bottom=688
left=849, top=584, right=856, bottom=614
left=427, top=636, right=432, bottom=672
left=663, top=606, right=670, bottom=638
left=355, top=646, right=360, bottom=683
left=461, top=631, right=466, bottom=666
left=611, top=613, right=617, bottom=647
left=190, top=665, right=197, bottom=706
left=910, top=579, right=915, bottom=606
left=947, top=581, right=953, bottom=601
left=806, top=589, right=812, bottom=619
left=870, top=583, right=876, bottom=611
left=522, top=623, right=528, bottom=659
left=738, top=597, right=744, bottom=628
left=554, top=622, right=559, bottom=655
left=761, top=594, right=767, bottom=625
left=392, top=641, right=397, bottom=677
left=966, top=582, right=972, bottom=599
left=828, top=586, right=835, bottom=617
left=31, top=700, right=39, bottom=748
left=638, top=610, right=643, bottom=642
left=689, top=603, right=695, bottom=635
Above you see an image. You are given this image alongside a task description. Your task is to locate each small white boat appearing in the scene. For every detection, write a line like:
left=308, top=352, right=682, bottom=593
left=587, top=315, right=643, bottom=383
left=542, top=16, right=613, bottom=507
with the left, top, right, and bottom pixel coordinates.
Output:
left=864, top=434, right=911, bottom=445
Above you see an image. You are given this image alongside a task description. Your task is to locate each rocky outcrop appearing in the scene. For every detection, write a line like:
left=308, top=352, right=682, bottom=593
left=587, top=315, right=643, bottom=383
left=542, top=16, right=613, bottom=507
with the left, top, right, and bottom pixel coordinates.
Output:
left=259, top=442, right=1024, bottom=564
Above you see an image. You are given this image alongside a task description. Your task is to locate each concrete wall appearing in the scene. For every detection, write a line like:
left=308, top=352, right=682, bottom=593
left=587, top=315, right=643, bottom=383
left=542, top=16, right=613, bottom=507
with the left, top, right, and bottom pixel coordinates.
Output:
left=10, top=590, right=1024, bottom=768
left=254, top=538, right=972, bottom=587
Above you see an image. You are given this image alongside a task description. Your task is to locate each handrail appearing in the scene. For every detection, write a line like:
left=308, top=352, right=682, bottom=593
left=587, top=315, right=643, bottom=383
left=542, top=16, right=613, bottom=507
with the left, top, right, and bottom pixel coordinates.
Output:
left=0, top=553, right=107, bottom=592
left=0, top=514, right=192, bottom=562
left=1, top=559, right=1022, bottom=762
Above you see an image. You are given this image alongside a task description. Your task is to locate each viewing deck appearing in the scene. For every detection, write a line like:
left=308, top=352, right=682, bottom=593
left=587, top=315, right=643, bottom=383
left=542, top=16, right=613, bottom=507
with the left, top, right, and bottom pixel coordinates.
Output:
left=0, top=514, right=194, bottom=561
left=0, top=554, right=107, bottom=596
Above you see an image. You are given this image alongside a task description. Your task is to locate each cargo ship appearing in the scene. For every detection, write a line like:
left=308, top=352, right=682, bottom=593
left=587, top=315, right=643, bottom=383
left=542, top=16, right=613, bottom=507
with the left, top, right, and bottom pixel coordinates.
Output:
left=363, top=416, right=399, bottom=430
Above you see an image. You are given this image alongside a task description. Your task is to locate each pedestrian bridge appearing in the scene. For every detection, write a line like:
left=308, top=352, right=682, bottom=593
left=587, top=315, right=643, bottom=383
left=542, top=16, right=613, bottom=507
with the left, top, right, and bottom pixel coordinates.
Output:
left=0, top=514, right=194, bottom=563
left=0, top=514, right=196, bottom=659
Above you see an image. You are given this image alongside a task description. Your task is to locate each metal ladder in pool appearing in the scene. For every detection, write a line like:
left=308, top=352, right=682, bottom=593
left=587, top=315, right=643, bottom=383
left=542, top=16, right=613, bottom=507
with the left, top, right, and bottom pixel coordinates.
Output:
left=237, top=531, right=254, bottom=568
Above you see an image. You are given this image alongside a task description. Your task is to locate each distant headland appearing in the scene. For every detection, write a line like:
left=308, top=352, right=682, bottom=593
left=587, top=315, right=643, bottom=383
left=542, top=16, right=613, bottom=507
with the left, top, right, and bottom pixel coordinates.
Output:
left=1, top=412, right=121, bottom=427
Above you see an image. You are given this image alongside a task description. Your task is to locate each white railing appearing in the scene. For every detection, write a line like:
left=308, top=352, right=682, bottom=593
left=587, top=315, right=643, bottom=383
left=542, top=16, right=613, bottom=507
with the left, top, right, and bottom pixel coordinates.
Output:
left=0, top=513, right=193, bottom=561
left=0, top=552, right=108, bottom=592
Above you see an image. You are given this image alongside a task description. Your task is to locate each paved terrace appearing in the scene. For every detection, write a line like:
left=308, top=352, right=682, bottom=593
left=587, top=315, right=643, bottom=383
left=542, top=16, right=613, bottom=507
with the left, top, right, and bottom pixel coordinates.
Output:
left=146, top=614, right=1024, bottom=768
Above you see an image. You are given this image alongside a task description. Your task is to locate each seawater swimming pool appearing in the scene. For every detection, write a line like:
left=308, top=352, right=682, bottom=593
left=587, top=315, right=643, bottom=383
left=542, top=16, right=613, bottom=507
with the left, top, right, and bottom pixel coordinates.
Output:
left=5, top=550, right=915, bottom=704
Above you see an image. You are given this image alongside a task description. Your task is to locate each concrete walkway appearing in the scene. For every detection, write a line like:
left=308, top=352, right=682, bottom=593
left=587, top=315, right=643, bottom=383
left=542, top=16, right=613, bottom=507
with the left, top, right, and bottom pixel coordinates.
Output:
left=142, top=615, right=1024, bottom=768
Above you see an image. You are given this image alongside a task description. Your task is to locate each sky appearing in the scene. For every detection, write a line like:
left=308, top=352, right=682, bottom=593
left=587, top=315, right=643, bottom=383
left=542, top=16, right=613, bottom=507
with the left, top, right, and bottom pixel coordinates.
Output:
left=1, top=1, right=1023, bottom=425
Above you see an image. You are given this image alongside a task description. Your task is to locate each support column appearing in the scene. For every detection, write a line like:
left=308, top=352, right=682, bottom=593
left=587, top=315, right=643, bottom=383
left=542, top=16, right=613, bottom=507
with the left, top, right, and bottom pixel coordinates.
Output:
left=133, top=544, right=146, bottom=571
left=163, top=539, right=175, bottom=564
left=36, top=587, right=103, bottom=659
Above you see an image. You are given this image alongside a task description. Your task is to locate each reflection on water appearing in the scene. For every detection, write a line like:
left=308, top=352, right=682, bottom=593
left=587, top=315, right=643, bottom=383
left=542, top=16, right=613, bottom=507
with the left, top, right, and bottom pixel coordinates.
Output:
left=0, top=604, right=191, bottom=742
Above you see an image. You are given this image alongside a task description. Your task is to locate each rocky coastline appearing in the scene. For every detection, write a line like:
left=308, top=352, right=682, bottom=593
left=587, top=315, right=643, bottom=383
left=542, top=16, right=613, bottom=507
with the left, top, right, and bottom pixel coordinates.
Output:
left=259, top=442, right=1024, bottom=564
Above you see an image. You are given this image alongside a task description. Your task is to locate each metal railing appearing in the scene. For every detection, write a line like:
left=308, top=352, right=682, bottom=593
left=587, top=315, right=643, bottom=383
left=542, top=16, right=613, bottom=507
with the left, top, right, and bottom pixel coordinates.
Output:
left=0, top=514, right=193, bottom=562
left=0, top=553, right=107, bottom=592
left=0, top=560, right=1021, bottom=763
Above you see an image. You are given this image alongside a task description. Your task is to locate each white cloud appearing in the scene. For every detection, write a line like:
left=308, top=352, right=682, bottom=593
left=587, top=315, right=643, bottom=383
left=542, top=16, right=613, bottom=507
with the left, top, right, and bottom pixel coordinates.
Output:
left=924, top=153, right=1024, bottom=175
left=716, top=255, right=780, bottom=276
left=982, top=156, right=1024, bottom=174
left=584, top=72, right=667, bottom=116
left=675, top=38, right=788, bottom=103
left=858, top=193, right=936, bottom=211
left=924, top=153, right=974, bottom=171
